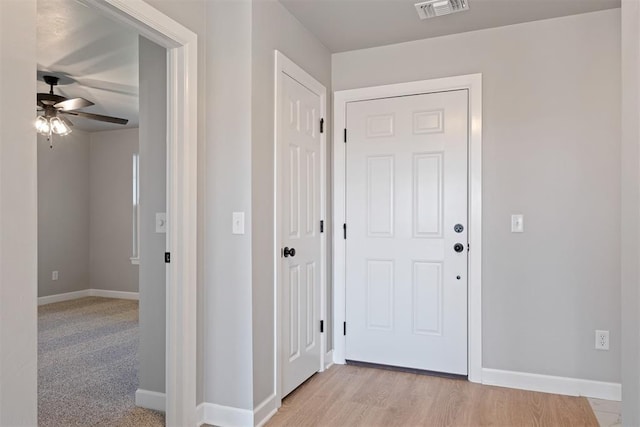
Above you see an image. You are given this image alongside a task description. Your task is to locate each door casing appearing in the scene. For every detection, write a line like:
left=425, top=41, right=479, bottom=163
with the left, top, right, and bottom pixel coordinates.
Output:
left=333, top=74, right=483, bottom=383
left=274, top=50, right=328, bottom=406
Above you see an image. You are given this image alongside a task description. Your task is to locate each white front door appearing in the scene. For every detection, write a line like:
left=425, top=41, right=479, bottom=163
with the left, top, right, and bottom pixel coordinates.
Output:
left=345, top=90, right=468, bottom=375
left=280, top=72, right=322, bottom=396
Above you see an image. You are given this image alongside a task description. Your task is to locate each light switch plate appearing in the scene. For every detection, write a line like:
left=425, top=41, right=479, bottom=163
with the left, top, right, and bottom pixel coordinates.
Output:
left=511, top=214, right=524, bottom=233
left=232, top=212, right=245, bottom=235
left=156, top=213, right=167, bottom=233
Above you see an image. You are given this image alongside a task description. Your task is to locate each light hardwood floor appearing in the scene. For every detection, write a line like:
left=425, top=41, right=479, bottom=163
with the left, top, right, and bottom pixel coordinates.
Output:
left=266, top=364, right=599, bottom=426
left=588, top=398, right=621, bottom=426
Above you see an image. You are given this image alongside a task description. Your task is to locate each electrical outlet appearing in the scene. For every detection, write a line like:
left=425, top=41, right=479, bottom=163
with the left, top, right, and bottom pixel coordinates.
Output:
left=52, top=271, right=58, bottom=281
left=595, top=330, right=609, bottom=350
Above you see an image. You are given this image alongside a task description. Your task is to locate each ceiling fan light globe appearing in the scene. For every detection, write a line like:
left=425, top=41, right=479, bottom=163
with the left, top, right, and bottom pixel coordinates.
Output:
left=50, top=117, right=72, bottom=136
left=35, top=116, right=50, bottom=135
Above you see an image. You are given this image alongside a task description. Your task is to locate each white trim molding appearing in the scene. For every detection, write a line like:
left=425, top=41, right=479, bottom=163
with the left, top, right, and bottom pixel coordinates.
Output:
left=324, top=350, right=334, bottom=370
left=38, top=289, right=140, bottom=305
left=38, top=290, right=91, bottom=306
left=197, top=402, right=253, bottom=427
left=254, top=394, right=278, bottom=427
left=482, top=368, right=622, bottom=401
left=135, top=389, right=166, bottom=412
left=78, top=1, right=199, bottom=425
left=90, top=289, right=139, bottom=300
left=332, top=74, right=483, bottom=382
left=197, top=395, right=278, bottom=427
left=273, top=50, right=328, bottom=405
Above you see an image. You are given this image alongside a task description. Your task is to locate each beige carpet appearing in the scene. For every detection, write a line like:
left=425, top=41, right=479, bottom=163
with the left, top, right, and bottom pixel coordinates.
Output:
left=38, top=297, right=164, bottom=426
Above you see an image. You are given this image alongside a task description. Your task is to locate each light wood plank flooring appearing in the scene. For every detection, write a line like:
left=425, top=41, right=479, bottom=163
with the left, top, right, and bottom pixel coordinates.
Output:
left=266, top=364, right=598, bottom=426
left=588, top=398, right=621, bottom=426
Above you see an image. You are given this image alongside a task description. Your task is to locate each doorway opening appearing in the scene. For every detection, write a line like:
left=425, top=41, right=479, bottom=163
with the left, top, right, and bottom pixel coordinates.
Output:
left=34, top=0, right=198, bottom=425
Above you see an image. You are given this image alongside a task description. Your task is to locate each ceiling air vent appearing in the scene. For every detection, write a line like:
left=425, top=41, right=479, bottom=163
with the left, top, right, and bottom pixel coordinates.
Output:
left=415, top=0, right=469, bottom=20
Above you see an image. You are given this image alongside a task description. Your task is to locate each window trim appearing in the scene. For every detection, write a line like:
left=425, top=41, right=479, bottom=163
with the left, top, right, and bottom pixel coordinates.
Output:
left=131, top=152, right=140, bottom=265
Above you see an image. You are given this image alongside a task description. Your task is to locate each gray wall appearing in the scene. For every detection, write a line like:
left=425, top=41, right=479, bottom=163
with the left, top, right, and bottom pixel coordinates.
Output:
left=333, top=9, right=621, bottom=383
left=0, top=0, right=38, bottom=423
left=38, top=131, right=90, bottom=297
left=621, top=1, right=640, bottom=424
left=251, top=0, right=332, bottom=406
left=89, top=128, right=139, bottom=293
left=204, top=0, right=254, bottom=410
left=138, top=35, right=167, bottom=394
left=38, top=128, right=139, bottom=298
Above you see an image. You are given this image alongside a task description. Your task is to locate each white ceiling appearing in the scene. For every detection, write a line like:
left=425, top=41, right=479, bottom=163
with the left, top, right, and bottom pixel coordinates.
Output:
left=279, top=0, right=621, bottom=53
left=37, top=0, right=139, bottom=132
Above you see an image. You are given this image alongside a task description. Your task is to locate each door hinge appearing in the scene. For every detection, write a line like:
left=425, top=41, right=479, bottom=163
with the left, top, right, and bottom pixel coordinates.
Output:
left=165, top=252, right=171, bottom=263
left=320, top=320, right=324, bottom=333
left=320, top=220, right=324, bottom=233
left=343, top=321, right=347, bottom=336
left=467, top=243, right=470, bottom=251
left=320, top=118, right=324, bottom=134
left=344, top=128, right=347, bottom=143
left=343, top=223, right=347, bottom=239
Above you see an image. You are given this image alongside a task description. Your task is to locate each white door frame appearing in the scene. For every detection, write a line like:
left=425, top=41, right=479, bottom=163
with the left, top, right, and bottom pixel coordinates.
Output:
left=333, top=74, right=483, bottom=383
left=274, top=50, right=327, bottom=405
left=80, top=1, right=198, bottom=424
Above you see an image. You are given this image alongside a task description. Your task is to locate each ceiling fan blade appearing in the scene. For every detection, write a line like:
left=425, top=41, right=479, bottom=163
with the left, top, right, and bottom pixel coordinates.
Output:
left=60, top=115, right=74, bottom=128
left=61, top=110, right=128, bottom=125
left=54, top=97, right=94, bottom=111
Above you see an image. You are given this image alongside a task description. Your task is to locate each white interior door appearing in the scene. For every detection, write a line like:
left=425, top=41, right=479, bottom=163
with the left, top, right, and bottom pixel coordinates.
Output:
left=345, top=90, right=468, bottom=375
left=280, top=73, right=322, bottom=396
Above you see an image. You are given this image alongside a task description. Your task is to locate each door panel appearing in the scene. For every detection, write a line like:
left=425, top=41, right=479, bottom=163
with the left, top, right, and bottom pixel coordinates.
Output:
left=345, top=90, right=468, bottom=375
left=280, top=74, right=322, bottom=396
left=366, top=260, right=394, bottom=330
left=367, top=156, right=394, bottom=236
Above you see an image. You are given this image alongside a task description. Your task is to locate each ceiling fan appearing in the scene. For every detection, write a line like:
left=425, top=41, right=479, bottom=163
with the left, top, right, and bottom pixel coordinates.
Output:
left=36, top=75, right=129, bottom=147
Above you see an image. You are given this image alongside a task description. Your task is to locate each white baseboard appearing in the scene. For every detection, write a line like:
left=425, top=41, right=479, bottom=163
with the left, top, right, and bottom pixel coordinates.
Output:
left=196, top=403, right=205, bottom=426
left=38, top=289, right=139, bottom=305
left=197, top=396, right=277, bottom=427
left=38, top=289, right=90, bottom=305
left=89, top=289, right=139, bottom=300
left=324, top=350, right=334, bottom=370
left=135, top=389, right=166, bottom=411
left=197, top=402, right=253, bottom=427
left=254, top=394, right=277, bottom=427
left=482, top=368, right=621, bottom=401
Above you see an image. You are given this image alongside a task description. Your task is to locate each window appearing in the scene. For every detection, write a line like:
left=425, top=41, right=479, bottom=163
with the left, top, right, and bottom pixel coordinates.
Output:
left=131, top=153, right=140, bottom=264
